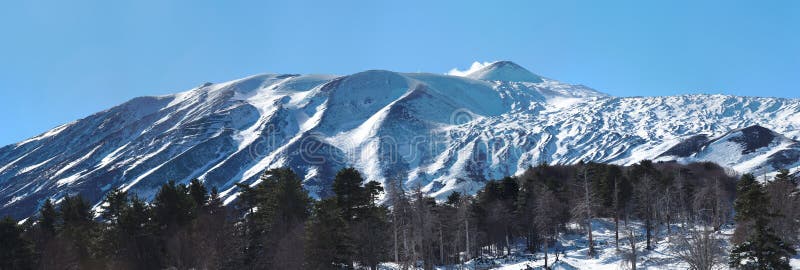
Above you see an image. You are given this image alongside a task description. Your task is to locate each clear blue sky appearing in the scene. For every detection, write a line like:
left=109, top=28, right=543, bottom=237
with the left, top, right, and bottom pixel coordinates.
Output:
left=1, top=1, right=798, bottom=146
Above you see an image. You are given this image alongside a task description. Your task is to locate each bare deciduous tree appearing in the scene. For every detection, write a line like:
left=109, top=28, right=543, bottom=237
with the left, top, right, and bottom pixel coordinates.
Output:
left=671, top=227, right=725, bottom=270
left=572, top=167, right=599, bottom=256
left=620, top=223, right=638, bottom=270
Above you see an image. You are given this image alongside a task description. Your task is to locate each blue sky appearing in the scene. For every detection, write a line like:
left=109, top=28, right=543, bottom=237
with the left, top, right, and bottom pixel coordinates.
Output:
left=0, top=1, right=798, bottom=146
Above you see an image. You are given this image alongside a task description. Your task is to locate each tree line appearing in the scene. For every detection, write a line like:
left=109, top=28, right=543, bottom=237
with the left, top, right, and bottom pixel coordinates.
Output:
left=0, top=161, right=798, bottom=269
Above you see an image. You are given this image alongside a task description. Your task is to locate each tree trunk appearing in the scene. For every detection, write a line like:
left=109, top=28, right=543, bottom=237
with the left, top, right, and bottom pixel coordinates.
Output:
left=393, top=211, right=399, bottom=263
left=584, top=173, right=594, bottom=256
left=614, top=214, right=620, bottom=251
left=645, top=218, right=652, bottom=250
left=543, top=239, right=549, bottom=270
left=439, top=225, right=444, bottom=266
left=506, top=234, right=511, bottom=256
left=614, top=177, right=620, bottom=251
left=465, top=218, right=470, bottom=261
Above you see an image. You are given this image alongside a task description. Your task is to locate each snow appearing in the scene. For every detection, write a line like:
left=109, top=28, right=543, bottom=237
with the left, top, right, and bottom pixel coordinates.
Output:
left=15, top=122, right=73, bottom=146
left=666, top=126, right=800, bottom=174
left=55, top=172, right=83, bottom=187
left=2, top=62, right=800, bottom=218
left=0, top=146, right=41, bottom=174
left=17, top=156, right=56, bottom=175
left=54, top=144, right=102, bottom=177
left=380, top=219, right=739, bottom=270
left=545, top=97, right=584, bottom=110
left=3, top=195, right=24, bottom=207
left=464, top=61, right=544, bottom=83
left=122, top=142, right=172, bottom=177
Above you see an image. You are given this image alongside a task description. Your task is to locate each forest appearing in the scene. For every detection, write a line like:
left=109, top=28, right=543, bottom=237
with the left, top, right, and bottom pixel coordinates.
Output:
left=1, top=160, right=798, bottom=270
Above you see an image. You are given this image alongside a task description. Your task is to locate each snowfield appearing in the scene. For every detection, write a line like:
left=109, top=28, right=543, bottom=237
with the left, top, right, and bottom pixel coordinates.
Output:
left=1, top=61, right=800, bottom=218
left=380, top=219, right=800, bottom=270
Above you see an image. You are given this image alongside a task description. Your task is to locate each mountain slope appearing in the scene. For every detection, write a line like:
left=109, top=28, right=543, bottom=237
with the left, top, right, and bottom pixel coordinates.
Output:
left=656, top=125, right=800, bottom=174
left=1, top=61, right=799, bottom=218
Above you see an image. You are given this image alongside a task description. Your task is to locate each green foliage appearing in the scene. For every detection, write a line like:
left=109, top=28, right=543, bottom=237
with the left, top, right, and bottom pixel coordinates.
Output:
left=734, top=174, right=767, bottom=223
left=305, top=198, right=351, bottom=269
left=0, top=216, right=34, bottom=270
left=333, top=167, right=369, bottom=220
left=207, top=187, right=223, bottom=212
left=101, top=188, right=128, bottom=222
left=188, top=178, right=209, bottom=207
left=304, top=167, right=391, bottom=269
left=38, top=199, right=58, bottom=236
left=60, top=195, right=93, bottom=227
left=774, top=169, right=795, bottom=185
left=238, top=168, right=311, bottom=268
left=729, top=229, right=795, bottom=269
left=0, top=163, right=751, bottom=269
left=446, top=191, right=461, bottom=206
left=152, top=180, right=197, bottom=229
left=729, top=173, right=797, bottom=269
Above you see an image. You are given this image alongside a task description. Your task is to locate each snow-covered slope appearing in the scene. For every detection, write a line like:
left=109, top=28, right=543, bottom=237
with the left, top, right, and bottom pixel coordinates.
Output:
left=1, top=61, right=799, bottom=218
left=656, top=125, right=800, bottom=174
left=464, top=61, right=544, bottom=83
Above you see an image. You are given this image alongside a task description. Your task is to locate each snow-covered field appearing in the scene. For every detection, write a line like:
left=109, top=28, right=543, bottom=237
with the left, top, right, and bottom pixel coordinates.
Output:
left=381, top=219, right=800, bottom=270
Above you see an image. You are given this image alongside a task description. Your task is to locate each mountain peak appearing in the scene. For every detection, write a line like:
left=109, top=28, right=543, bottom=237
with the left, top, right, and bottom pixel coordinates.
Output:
left=466, top=61, right=543, bottom=83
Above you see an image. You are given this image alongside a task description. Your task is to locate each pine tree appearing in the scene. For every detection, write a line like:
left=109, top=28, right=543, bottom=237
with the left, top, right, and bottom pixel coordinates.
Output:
left=38, top=198, right=58, bottom=237
left=305, top=198, right=351, bottom=269
left=333, top=167, right=369, bottom=221
left=330, top=168, right=390, bottom=269
left=0, top=216, right=34, bottom=270
left=729, top=174, right=796, bottom=269
left=101, top=188, right=128, bottom=222
left=239, top=168, right=311, bottom=269
left=733, top=174, right=766, bottom=224
left=774, top=169, right=795, bottom=185
left=188, top=178, right=209, bottom=207
left=207, top=187, right=223, bottom=213
left=58, top=195, right=99, bottom=269
left=729, top=226, right=795, bottom=270
left=33, top=198, right=60, bottom=269
left=446, top=192, right=462, bottom=206
left=152, top=180, right=197, bottom=230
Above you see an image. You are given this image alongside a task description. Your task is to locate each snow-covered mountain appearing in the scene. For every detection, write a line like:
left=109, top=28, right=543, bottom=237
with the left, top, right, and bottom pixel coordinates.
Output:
left=656, top=125, right=800, bottom=174
left=1, top=61, right=799, bottom=218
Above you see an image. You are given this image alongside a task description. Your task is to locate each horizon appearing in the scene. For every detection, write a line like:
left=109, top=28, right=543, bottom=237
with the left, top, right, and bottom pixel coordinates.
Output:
left=1, top=1, right=799, bottom=145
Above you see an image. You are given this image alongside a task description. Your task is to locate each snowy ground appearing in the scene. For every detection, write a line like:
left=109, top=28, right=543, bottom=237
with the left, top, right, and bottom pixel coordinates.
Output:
left=381, top=219, right=800, bottom=269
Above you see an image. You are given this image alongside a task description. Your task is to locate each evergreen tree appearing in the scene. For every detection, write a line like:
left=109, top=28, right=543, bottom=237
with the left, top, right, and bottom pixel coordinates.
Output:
left=58, top=195, right=100, bottom=269
left=733, top=174, right=767, bottom=224
left=730, top=174, right=796, bottom=269
left=38, top=198, right=58, bottom=237
left=774, top=169, right=795, bottom=185
left=330, top=168, right=390, bottom=269
left=207, top=187, right=223, bottom=213
left=305, top=198, right=351, bottom=269
left=0, top=216, right=34, bottom=270
left=446, top=191, right=462, bottom=206
left=729, top=228, right=795, bottom=270
left=333, top=167, right=369, bottom=221
left=33, top=198, right=59, bottom=269
left=98, top=190, right=160, bottom=270
left=151, top=181, right=199, bottom=268
left=239, top=168, right=311, bottom=269
left=101, top=188, right=128, bottom=222
left=188, top=178, right=209, bottom=207
left=152, top=180, right=197, bottom=230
